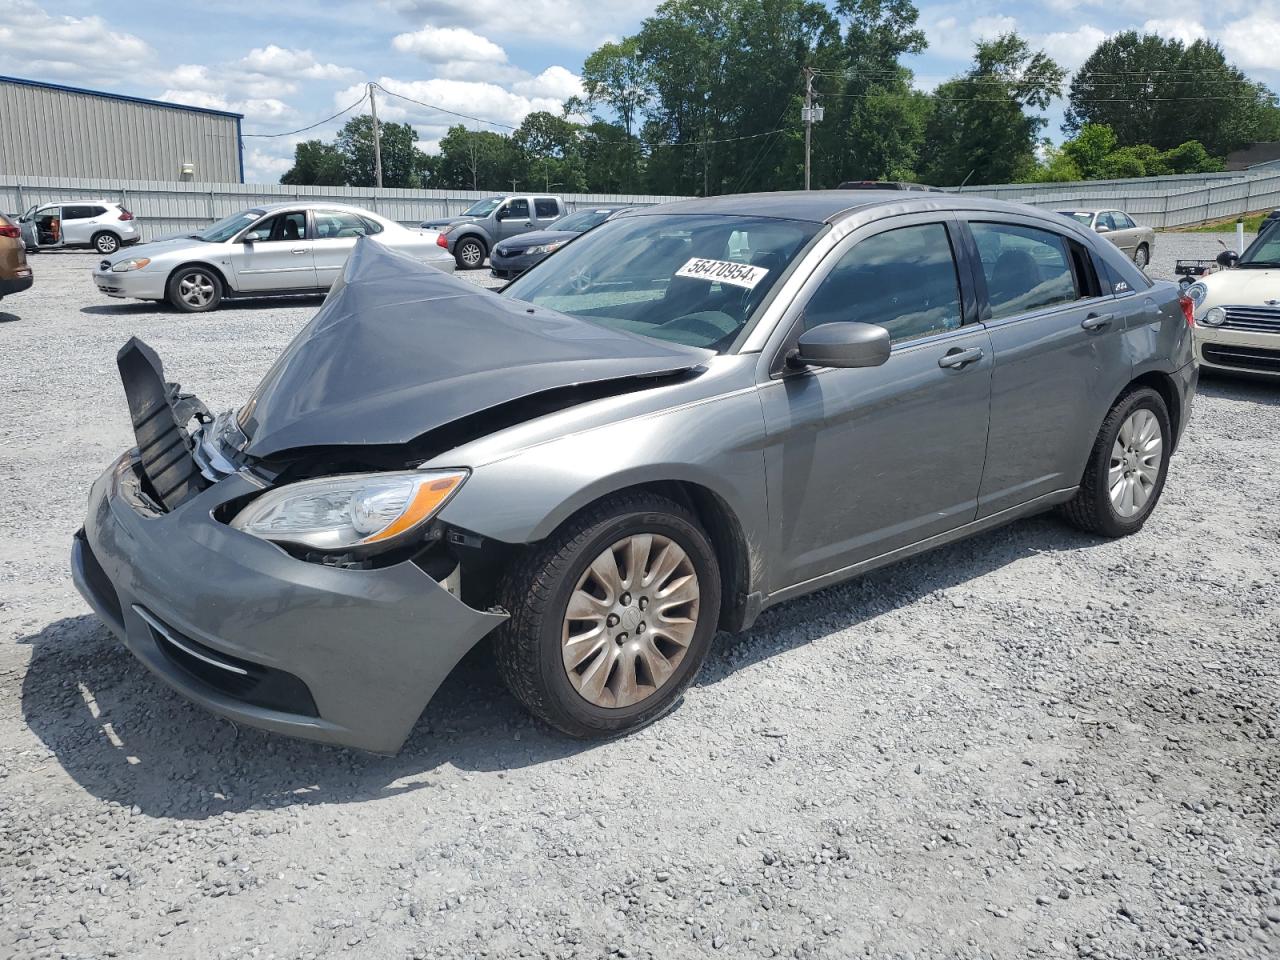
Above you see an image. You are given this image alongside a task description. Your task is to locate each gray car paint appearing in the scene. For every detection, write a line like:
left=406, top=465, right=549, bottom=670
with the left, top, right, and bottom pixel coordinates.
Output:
left=74, top=190, right=1196, bottom=753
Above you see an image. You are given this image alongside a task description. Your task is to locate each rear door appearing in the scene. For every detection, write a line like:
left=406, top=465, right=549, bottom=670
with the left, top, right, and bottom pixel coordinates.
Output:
left=61, top=205, right=102, bottom=245
left=533, top=197, right=561, bottom=230
left=758, top=215, right=994, bottom=592
left=310, top=209, right=377, bottom=288
left=226, top=210, right=317, bottom=292
left=960, top=216, right=1127, bottom=516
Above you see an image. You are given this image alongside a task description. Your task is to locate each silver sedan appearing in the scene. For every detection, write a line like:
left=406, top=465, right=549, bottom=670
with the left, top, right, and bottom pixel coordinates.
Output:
left=92, top=201, right=453, bottom=312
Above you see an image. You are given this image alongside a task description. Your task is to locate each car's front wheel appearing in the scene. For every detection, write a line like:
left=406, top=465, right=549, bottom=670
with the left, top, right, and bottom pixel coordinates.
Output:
left=454, top=237, right=486, bottom=270
left=167, top=266, right=223, bottom=313
left=494, top=492, right=721, bottom=738
left=1061, top=387, right=1171, bottom=537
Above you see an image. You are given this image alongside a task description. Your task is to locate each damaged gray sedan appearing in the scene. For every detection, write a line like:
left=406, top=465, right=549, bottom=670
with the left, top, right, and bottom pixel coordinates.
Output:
left=73, top=191, right=1196, bottom=753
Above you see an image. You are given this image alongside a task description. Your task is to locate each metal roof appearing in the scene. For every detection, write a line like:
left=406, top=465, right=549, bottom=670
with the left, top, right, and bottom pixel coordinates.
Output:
left=0, top=75, right=244, bottom=120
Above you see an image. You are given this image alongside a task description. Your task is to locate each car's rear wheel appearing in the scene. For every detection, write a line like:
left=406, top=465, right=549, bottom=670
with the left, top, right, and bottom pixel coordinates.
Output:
left=454, top=237, right=485, bottom=270
left=493, top=492, right=721, bottom=738
left=167, top=266, right=223, bottom=313
left=1061, top=387, right=1171, bottom=537
left=93, top=232, right=120, bottom=255
left=1133, top=243, right=1149, bottom=269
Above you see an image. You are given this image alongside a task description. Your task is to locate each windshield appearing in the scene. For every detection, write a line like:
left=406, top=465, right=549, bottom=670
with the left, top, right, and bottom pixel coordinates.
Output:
left=193, top=209, right=266, bottom=242
left=1059, top=211, right=1094, bottom=226
left=462, top=197, right=504, bottom=218
left=1239, top=219, right=1280, bottom=266
left=501, top=213, right=822, bottom=352
left=551, top=209, right=616, bottom=233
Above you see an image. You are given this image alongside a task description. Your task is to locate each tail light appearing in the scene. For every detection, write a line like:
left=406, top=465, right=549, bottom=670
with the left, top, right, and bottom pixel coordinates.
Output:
left=1178, top=295, right=1196, bottom=327
left=0, top=224, right=20, bottom=239
left=435, top=232, right=448, bottom=248
left=118, top=209, right=134, bottom=221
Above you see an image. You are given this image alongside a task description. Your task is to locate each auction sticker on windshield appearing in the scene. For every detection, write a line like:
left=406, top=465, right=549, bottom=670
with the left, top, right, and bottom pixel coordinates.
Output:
left=675, top=257, right=769, bottom=289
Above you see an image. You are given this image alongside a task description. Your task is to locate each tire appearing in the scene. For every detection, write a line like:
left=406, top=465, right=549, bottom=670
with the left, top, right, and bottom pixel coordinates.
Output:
left=93, top=232, right=120, bottom=255
left=454, top=236, right=486, bottom=270
left=493, top=492, right=722, bottom=738
left=1133, top=243, right=1149, bottom=269
left=166, top=265, right=223, bottom=313
left=1061, top=387, right=1171, bottom=538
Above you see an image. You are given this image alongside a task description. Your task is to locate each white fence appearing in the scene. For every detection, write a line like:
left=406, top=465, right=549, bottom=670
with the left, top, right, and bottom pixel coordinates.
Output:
left=0, top=177, right=690, bottom=241
left=951, top=169, right=1280, bottom=228
left=3, top=169, right=1278, bottom=236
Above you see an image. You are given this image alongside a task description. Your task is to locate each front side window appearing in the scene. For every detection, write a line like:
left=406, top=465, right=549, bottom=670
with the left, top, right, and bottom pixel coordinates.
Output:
left=803, top=223, right=962, bottom=344
left=502, top=213, right=821, bottom=352
left=502, top=199, right=530, bottom=220
left=534, top=198, right=559, bottom=219
left=314, top=210, right=371, bottom=239
left=250, top=212, right=307, bottom=242
left=971, top=222, right=1080, bottom=320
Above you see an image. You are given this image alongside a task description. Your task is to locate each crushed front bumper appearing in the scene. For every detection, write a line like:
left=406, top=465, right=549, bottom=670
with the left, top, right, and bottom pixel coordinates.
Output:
left=72, top=452, right=507, bottom=753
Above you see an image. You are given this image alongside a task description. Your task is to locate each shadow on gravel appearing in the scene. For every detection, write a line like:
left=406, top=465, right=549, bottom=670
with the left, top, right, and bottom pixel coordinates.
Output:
left=19, top=616, right=589, bottom=820
left=0, top=310, right=20, bottom=323
left=81, top=295, right=325, bottom=317
left=21, top=513, right=1097, bottom=820
left=1198, top=372, right=1280, bottom=406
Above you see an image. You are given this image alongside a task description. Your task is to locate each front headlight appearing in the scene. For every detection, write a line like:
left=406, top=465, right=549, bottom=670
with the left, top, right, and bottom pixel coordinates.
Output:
left=1184, top=281, right=1207, bottom=307
left=525, top=242, right=565, bottom=256
left=230, top=469, right=467, bottom=553
left=111, top=257, right=151, bottom=272
left=1202, top=306, right=1226, bottom=326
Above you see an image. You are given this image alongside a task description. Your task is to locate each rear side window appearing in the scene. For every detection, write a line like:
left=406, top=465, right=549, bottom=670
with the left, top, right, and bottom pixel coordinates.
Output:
left=971, top=223, right=1080, bottom=320
left=313, top=210, right=373, bottom=239
left=62, top=206, right=93, bottom=220
left=534, top=198, right=559, bottom=219
left=1114, top=212, right=1136, bottom=229
left=804, top=223, right=963, bottom=344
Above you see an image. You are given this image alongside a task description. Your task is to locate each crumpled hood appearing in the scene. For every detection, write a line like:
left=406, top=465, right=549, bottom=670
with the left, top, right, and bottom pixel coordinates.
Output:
left=238, top=237, right=711, bottom=459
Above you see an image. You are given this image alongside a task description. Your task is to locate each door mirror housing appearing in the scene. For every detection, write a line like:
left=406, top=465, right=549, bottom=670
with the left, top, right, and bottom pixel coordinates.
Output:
left=789, top=321, right=891, bottom=369
left=1216, top=249, right=1239, bottom=267
left=1095, top=224, right=1111, bottom=233
left=242, top=231, right=264, bottom=243
left=494, top=207, right=507, bottom=221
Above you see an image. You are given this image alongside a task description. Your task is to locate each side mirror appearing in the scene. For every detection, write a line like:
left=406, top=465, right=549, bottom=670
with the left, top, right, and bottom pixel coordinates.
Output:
left=1216, top=250, right=1239, bottom=267
left=1095, top=224, right=1111, bottom=233
left=494, top=208, right=506, bottom=221
left=789, top=321, right=891, bottom=370
left=242, top=231, right=263, bottom=243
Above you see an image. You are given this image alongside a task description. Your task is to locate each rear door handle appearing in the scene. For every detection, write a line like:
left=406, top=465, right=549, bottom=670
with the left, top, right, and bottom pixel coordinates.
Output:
left=938, top=347, right=984, bottom=369
left=1082, top=312, right=1114, bottom=330
left=291, top=248, right=309, bottom=255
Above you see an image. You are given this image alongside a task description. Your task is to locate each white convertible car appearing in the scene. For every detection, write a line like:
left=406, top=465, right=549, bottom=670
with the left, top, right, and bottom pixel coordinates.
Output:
left=1184, top=214, right=1280, bottom=378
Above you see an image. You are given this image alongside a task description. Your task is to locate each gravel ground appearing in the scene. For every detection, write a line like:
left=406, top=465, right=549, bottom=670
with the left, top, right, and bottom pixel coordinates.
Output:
left=1149, top=230, right=1256, bottom=283
left=1, top=248, right=1278, bottom=960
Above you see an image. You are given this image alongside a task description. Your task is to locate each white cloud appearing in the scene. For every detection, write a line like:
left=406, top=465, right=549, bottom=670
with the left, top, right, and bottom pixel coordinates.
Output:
left=1036, top=25, right=1108, bottom=70
left=0, top=0, right=154, bottom=85
left=925, top=14, right=1019, bottom=61
left=1220, top=15, right=1280, bottom=71
left=238, top=45, right=359, bottom=81
left=158, top=89, right=294, bottom=124
left=392, top=25, right=507, bottom=64
left=511, top=66, right=584, bottom=102
left=1141, top=18, right=1209, bottom=46
left=385, top=0, right=645, bottom=45
left=243, top=145, right=296, bottom=183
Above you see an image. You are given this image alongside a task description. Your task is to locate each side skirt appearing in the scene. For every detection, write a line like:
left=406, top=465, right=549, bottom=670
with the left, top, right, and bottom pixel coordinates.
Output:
left=761, top=487, right=1078, bottom=611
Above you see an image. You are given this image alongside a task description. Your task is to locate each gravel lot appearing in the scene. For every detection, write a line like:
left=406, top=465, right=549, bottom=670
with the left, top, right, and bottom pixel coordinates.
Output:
left=1, top=243, right=1278, bottom=960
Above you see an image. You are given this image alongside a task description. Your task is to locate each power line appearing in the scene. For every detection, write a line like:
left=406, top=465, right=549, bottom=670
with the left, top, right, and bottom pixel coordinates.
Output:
left=649, top=127, right=788, bottom=148
left=372, top=82, right=520, bottom=131
left=241, top=91, right=369, bottom=138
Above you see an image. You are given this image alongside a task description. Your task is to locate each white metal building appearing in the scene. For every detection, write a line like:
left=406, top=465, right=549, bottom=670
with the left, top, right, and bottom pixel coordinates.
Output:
left=0, top=76, right=243, bottom=183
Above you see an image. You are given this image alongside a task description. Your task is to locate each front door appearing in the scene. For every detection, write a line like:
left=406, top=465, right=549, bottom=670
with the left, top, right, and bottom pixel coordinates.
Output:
left=497, top=198, right=532, bottom=241
left=962, top=216, right=1127, bottom=516
left=759, top=217, right=994, bottom=593
left=34, top=206, right=63, bottom=248
left=228, top=210, right=317, bottom=293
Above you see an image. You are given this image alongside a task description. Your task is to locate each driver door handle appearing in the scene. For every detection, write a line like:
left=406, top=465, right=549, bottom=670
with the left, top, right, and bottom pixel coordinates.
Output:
left=938, top=347, right=984, bottom=369
left=291, top=248, right=308, bottom=255
left=1081, top=312, right=1114, bottom=330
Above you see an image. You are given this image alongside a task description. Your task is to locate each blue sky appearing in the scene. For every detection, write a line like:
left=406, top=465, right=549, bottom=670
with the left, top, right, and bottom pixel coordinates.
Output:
left=2, top=0, right=1276, bottom=182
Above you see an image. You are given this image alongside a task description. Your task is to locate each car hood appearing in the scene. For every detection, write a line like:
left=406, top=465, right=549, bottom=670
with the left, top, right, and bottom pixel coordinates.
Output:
left=101, top=236, right=203, bottom=265
left=1201, top=267, right=1280, bottom=304
left=495, top=230, right=578, bottom=252
left=237, top=237, right=712, bottom=459
left=420, top=215, right=476, bottom=229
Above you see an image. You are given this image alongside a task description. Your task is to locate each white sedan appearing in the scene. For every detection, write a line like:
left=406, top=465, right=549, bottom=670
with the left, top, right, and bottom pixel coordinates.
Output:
left=1185, top=218, right=1280, bottom=378
left=92, top=202, right=453, bottom=312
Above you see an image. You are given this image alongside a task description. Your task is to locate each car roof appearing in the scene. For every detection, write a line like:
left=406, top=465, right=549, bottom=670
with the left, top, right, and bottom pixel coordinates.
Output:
left=39, top=199, right=120, bottom=207
left=250, top=201, right=383, bottom=215
left=625, top=190, right=1061, bottom=225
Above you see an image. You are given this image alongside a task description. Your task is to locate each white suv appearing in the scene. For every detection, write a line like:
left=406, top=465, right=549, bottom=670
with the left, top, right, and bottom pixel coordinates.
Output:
left=18, top=201, right=141, bottom=255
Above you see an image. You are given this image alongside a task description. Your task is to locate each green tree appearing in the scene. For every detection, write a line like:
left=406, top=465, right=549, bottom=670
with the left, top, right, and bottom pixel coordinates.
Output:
left=1022, top=145, right=1082, bottom=183
left=512, top=111, right=588, bottom=192
left=1060, top=123, right=1117, bottom=179
left=434, top=125, right=524, bottom=191
left=280, top=140, right=348, bottom=186
left=336, top=115, right=427, bottom=188
left=582, top=39, right=650, bottom=140
left=920, top=33, right=1066, bottom=186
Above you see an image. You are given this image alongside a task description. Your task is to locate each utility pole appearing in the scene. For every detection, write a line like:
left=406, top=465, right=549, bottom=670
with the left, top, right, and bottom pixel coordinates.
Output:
left=369, top=82, right=383, bottom=189
left=802, top=67, right=818, bottom=191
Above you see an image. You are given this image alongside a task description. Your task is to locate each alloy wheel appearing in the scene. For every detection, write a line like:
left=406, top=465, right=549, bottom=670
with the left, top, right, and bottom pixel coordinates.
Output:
left=460, top=241, right=483, bottom=267
left=178, top=272, right=216, bottom=308
left=1109, top=408, right=1162, bottom=518
left=96, top=235, right=119, bottom=254
left=561, top=533, right=700, bottom=709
